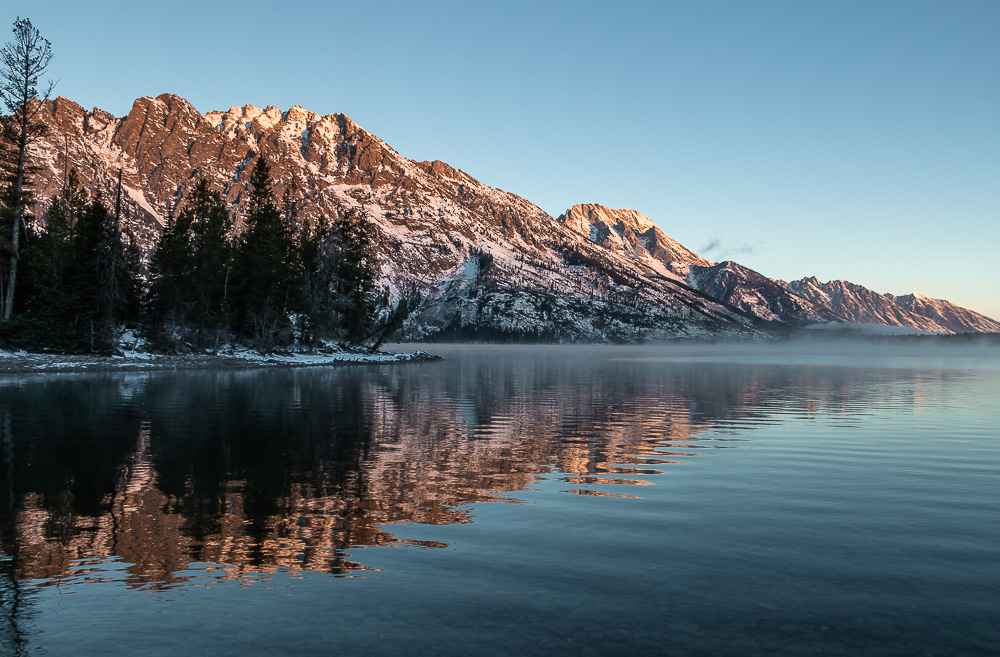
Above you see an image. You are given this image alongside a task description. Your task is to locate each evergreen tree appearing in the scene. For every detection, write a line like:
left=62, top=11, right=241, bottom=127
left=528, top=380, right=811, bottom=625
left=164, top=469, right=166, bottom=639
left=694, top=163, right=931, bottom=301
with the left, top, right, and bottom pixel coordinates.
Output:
left=4, top=191, right=116, bottom=353
left=296, top=206, right=381, bottom=348
left=1, top=169, right=86, bottom=350
left=332, top=207, right=378, bottom=344
left=69, top=195, right=111, bottom=352
left=297, top=214, right=340, bottom=350
left=231, top=159, right=298, bottom=352
left=8, top=188, right=143, bottom=354
left=19, top=168, right=85, bottom=309
left=188, top=182, right=233, bottom=347
left=146, top=201, right=195, bottom=347
left=118, top=226, right=143, bottom=323
left=296, top=214, right=326, bottom=350
left=147, top=180, right=233, bottom=351
left=95, top=181, right=142, bottom=348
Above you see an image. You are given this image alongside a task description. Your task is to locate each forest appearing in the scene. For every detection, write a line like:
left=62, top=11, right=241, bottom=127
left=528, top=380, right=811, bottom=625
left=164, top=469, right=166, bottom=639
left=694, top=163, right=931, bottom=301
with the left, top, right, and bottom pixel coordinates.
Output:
left=3, top=159, right=405, bottom=355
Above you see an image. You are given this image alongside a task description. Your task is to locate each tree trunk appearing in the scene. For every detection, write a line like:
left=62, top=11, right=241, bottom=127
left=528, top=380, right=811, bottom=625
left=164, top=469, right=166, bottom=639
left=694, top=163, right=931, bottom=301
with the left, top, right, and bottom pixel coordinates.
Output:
left=2, top=129, right=27, bottom=321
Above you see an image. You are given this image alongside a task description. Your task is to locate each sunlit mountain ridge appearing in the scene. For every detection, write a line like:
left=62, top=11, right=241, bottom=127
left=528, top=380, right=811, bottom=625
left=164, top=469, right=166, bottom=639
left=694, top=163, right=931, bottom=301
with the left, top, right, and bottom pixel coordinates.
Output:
left=21, top=94, right=1000, bottom=338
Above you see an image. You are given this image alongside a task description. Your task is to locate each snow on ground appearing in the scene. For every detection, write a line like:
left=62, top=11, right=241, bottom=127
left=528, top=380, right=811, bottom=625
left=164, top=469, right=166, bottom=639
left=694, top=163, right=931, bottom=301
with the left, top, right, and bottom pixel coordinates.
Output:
left=124, top=186, right=165, bottom=225
left=0, top=342, right=441, bottom=374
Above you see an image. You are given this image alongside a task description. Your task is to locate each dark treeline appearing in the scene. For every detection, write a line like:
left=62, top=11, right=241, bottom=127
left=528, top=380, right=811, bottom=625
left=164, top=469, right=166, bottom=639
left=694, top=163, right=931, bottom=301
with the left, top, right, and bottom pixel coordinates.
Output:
left=0, top=158, right=406, bottom=354
left=2, top=169, right=142, bottom=353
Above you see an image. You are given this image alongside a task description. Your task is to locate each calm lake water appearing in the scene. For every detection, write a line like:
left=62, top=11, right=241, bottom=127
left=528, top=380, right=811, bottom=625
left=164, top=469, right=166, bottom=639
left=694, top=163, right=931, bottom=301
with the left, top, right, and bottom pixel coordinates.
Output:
left=0, top=344, right=997, bottom=656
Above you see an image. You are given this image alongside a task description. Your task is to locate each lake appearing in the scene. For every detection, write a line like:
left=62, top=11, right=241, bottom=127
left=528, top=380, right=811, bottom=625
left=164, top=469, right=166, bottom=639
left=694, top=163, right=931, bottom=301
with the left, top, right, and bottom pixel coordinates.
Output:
left=0, top=343, right=997, bottom=656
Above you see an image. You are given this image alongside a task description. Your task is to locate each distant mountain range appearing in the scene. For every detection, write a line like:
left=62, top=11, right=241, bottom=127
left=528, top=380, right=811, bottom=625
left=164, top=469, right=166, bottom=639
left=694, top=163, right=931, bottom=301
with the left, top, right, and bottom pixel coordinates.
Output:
left=23, top=94, right=1000, bottom=340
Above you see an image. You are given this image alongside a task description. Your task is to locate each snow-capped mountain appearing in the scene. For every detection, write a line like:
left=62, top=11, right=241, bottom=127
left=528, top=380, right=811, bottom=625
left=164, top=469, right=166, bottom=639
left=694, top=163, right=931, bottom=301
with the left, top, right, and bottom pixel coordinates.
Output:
left=24, top=94, right=762, bottom=341
left=556, top=204, right=710, bottom=278
left=887, top=292, right=999, bottom=334
left=784, top=278, right=1000, bottom=334
left=20, top=94, right=999, bottom=339
left=687, top=262, right=842, bottom=327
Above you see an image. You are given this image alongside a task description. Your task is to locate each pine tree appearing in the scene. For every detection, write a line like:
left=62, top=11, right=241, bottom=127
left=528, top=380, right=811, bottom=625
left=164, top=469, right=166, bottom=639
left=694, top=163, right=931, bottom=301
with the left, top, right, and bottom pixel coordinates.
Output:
left=188, top=181, right=233, bottom=347
left=297, top=214, right=342, bottom=350
left=146, top=201, right=195, bottom=348
left=19, top=168, right=85, bottom=309
left=231, top=159, right=298, bottom=352
left=69, top=195, right=110, bottom=352
left=295, top=206, right=383, bottom=349
left=147, top=180, right=233, bottom=351
left=0, top=169, right=86, bottom=350
left=296, top=215, right=327, bottom=350
left=332, top=207, right=378, bottom=344
left=94, top=175, right=142, bottom=351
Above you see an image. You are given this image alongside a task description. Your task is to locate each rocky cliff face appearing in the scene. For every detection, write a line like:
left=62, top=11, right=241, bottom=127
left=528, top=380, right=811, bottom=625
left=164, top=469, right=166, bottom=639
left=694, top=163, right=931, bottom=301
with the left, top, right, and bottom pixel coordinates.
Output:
left=557, top=204, right=711, bottom=277
left=19, top=93, right=999, bottom=339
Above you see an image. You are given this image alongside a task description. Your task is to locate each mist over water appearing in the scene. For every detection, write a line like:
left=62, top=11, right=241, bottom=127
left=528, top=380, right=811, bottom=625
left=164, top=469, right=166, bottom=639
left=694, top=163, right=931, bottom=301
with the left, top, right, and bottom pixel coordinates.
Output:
left=0, top=344, right=997, bottom=656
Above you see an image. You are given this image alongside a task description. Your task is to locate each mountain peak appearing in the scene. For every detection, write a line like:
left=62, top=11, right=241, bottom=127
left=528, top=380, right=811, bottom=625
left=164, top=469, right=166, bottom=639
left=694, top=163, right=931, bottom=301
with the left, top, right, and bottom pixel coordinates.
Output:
left=556, top=204, right=710, bottom=277
left=565, top=204, right=656, bottom=233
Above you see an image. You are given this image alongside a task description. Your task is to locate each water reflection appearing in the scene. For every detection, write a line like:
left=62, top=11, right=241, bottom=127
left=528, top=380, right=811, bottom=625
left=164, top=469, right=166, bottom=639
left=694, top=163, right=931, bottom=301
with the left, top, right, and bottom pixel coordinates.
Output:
left=0, top=348, right=970, bottom=596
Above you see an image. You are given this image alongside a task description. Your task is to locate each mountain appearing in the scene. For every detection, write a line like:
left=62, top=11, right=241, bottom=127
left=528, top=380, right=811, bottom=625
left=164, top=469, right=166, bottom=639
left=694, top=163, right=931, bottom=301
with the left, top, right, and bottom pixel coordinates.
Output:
left=24, top=94, right=763, bottom=342
left=684, top=266, right=1000, bottom=335
left=19, top=94, right=999, bottom=339
left=887, top=292, right=1000, bottom=334
left=784, top=278, right=1000, bottom=334
left=687, top=262, right=842, bottom=327
left=556, top=204, right=710, bottom=277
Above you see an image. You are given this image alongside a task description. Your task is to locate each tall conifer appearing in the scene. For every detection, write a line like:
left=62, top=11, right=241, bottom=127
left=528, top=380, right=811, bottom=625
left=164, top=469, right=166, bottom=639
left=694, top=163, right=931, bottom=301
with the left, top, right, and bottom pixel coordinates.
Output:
left=331, top=208, right=378, bottom=344
left=231, top=159, right=298, bottom=352
left=147, top=180, right=233, bottom=350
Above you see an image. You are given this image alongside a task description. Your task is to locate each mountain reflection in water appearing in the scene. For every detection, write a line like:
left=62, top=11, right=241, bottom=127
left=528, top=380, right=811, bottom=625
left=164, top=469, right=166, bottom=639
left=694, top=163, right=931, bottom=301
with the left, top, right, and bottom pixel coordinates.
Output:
left=1, top=345, right=998, bottom=656
left=0, top=347, right=959, bottom=591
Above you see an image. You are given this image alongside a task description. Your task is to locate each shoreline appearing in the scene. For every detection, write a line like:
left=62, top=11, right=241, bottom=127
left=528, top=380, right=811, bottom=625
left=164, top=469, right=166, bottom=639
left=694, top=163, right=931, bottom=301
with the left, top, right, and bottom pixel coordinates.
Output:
left=0, top=348, right=441, bottom=374
left=4, top=332, right=998, bottom=375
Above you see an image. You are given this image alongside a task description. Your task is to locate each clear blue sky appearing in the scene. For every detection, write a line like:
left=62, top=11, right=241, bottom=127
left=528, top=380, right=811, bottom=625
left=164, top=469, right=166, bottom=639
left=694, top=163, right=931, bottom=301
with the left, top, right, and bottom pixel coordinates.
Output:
left=7, top=0, right=999, bottom=319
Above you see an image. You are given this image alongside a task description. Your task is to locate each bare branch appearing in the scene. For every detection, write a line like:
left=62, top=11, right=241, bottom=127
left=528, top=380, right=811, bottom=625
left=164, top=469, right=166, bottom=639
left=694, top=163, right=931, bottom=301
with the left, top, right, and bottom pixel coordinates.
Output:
left=0, top=17, right=54, bottom=114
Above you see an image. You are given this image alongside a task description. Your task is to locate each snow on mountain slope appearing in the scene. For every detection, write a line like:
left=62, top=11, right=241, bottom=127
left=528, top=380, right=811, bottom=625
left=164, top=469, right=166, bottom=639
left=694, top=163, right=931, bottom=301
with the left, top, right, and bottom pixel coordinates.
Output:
left=886, top=292, right=1000, bottom=334
left=687, top=262, right=842, bottom=327
left=557, top=204, right=711, bottom=278
left=782, top=277, right=1000, bottom=334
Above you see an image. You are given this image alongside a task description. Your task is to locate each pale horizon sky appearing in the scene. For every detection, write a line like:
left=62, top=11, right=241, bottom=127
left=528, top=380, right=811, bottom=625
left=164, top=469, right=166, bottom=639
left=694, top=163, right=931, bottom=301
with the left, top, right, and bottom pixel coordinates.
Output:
left=6, top=0, right=999, bottom=320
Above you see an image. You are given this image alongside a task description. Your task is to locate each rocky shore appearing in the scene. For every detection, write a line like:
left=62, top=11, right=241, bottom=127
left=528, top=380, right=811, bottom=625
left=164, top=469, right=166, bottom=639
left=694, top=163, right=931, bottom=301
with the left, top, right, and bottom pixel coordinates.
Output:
left=0, top=347, right=441, bottom=374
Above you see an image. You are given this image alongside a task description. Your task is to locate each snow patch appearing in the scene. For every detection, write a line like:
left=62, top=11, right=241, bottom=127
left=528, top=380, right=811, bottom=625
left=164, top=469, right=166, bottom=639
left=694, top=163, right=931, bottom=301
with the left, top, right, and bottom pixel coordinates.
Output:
left=124, top=186, right=164, bottom=226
